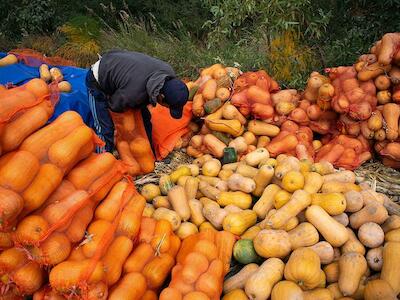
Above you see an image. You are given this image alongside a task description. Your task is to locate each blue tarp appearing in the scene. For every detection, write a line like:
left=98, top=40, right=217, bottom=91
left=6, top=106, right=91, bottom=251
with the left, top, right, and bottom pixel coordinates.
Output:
left=0, top=52, right=93, bottom=127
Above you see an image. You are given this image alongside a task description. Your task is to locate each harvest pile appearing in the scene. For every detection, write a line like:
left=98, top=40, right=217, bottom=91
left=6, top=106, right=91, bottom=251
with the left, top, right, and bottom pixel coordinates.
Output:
left=0, top=33, right=400, bottom=300
left=142, top=149, right=400, bottom=299
left=185, top=32, right=400, bottom=170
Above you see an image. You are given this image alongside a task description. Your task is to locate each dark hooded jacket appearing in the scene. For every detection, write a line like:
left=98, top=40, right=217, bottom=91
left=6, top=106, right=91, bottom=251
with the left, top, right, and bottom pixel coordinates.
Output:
left=97, top=50, right=176, bottom=112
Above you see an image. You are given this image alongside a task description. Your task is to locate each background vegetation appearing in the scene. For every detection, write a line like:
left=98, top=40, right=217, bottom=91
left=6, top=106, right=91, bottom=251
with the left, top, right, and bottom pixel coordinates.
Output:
left=1, top=0, right=399, bottom=88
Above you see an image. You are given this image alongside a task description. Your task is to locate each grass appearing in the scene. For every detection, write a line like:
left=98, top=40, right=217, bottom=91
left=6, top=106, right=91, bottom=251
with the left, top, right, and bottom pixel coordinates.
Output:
left=100, top=15, right=320, bottom=89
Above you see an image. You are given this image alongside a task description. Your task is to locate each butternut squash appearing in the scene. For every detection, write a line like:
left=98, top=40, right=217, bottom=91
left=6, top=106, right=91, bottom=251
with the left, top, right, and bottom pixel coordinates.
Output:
left=349, top=202, right=388, bottom=229
left=381, top=242, right=400, bottom=295
left=305, top=205, right=349, bottom=247
left=202, top=159, right=222, bottom=177
left=245, top=258, right=284, bottom=300
left=0, top=187, right=23, bottom=228
left=168, top=186, right=191, bottom=221
left=324, top=261, right=339, bottom=283
left=304, top=172, right=324, bottom=193
left=338, top=252, right=367, bottom=296
left=227, top=173, right=256, bottom=193
left=288, top=222, right=319, bottom=250
left=253, top=165, right=274, bottom=196
left=252, top=184, right=281, bottom=219
left=366, top=247, right=383, bottom=271
left=22, top=163, right=63, bottom=212
left=364, top=279, right=396, bottom=300
left=0, top=150, right=40, bottom=192
left=333, top=213, right=349, bottom=227
left=284, top=247, right=322, bottom=290
left=311, top=193, right=347, bottom=216
left=236, top=164, right=258, bottom=178
left=176, top=222, right=198, bottom=239
left=109, top=272, right=146, bottom=300
left=218, top=191, right=252, bottom=209
left=358, top=222, right=384, bottom=248
left=202, top=201, right=227, bottom=230
left=381, top=215, right=400, bottom=233
left=223, top=263, right=259, bottom=294
left=271, top=281, right=304, bottom=300
left=341, top=228, right=366, bottom=256
left=1, top=101, right=53, bottom=152
left=153, top=207, right=182, bottom=231
left=188, top=199, right=205, bottom=226
left=268, top=190, right=312, bottom=229
left=103, top=236, right=134, bottom=286
left=344, top=191, right=363, bottom=213
left=248, top=120, right=280, bottom=137
left=141, top=184, right=161, bottom=201
left=48, top=125, right=93, bottom=169
left=245, top=148, right=270, bottom=166
left=385, top=228, right=400, bottom=242
left=304, top=288, right=334, bottom=300
left=254, top=229, right=291, bottom=258
left=321, top=181, right=360, bottom=193
left=222, top=289, right=248, bottom=300
left=223, top=210, right=257, bottom=235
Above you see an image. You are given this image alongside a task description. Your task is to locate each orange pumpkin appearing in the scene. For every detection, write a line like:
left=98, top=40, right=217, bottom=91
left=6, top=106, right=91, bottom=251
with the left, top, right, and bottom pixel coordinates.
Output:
left=150, top=219, right=172, bottom=254
left=0, top=247, right=29, bottom=273
left=108, top=272, right=147, bottom=300
left=24, top=78, right=49, bottom=98
left=20, top=111, right=84, bottom=160
left=12, top=261, right=45, bottom=294
left=82, top=219, right=113, bottom=258
left=181, top=252, right=210, bottom=284
left=143, top=253, right=175, bottom=289
left=0, top=150, right=40, bottom=192
left=95, top=181, right=128, bottom=221
left=124, top=242, right=154, bottom=273
left=32, top=232, right=71, bottom=265
left=116, top=194, right=146, bottom=239
left=22, top=163, right=63, bottom=213
left=48, top=125, right=93, bottom=169
left=0, top=187, right=24, bottom=227
left=139, top=217, right=157, bottom=243
left=67, top=153, right=116, bottom=190
left=102, top=235, right=134, bottom=286
left=14, top=215, right=49, bottom=245
left=50, top=259, right=105, bottom=292
left=65, top=202, right=95, bottom=243
left=0, top=231, right=13, bottom=249
left=1, top=101, right=53, bottom=153
left=195, top=259, right=224, bottom=298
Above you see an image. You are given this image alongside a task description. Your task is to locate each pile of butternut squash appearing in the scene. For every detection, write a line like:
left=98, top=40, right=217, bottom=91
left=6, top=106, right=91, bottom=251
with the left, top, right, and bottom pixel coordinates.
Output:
left=144, top=145, right=400, bottom=299
left=185, top=32, right=400, bottom=170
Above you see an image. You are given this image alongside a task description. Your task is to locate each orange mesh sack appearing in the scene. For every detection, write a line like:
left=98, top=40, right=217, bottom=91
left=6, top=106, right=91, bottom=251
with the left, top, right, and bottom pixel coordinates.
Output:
left=9, top=153, right=126, bottom=270
left=149, top=102, right=193, bottom=160
left=0, top=112, right=105, bottom=231
left=111, top=109, right=155, bottom=176
left=159, top=230, right=236, bottom=300
left=0, top=248, right=45, bottom=297
left=108, top=217, right=181, bottom=299
left=49, top=180, right=145, bottom=299
left=315, top=134, right=372, bottom=170
left=0, top=78, right=59, bottom=155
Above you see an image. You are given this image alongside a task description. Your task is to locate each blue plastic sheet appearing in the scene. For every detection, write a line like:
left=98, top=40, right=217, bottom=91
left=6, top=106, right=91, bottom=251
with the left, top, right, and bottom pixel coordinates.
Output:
left=0, top=52, right=93, bottom=127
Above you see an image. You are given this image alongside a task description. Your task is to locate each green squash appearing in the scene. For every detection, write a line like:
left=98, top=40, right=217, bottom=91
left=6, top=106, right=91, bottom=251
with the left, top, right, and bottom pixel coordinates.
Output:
left=159, top=174, right=174, bottom=195
left=222, top=147, right=237, bottom=164
left=233, top=239, right=262, bottom=264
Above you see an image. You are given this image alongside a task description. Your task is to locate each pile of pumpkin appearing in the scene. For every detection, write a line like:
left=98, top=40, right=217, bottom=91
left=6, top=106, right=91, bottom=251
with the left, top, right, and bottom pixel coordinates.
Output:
left=141, top=145, right=400, bottom=299
left=185, top=32, right=400, bottom=170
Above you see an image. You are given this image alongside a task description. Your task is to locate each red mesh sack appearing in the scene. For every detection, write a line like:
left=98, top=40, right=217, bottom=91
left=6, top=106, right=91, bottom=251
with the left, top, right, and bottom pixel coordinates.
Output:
left=111, top=109, right=155, bottom=176
left=0, top=78, right=59, bottom=155
left=315, top=134, right=372, bottom=170
left=231, top=71, right=280, bottom=119
left=9, top=49, right=76, bottom=67
left=149, top=102, right=193, bottom=160
left=326, top=66, right=377, bottom=120
left=48, top=179, right=145, bottom=299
